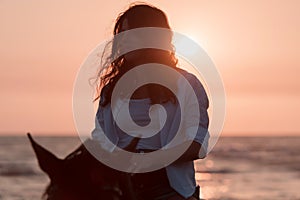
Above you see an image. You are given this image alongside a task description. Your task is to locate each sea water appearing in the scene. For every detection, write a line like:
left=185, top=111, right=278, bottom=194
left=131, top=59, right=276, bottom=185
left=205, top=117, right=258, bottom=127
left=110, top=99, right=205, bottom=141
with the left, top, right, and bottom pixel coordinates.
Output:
left=0, top=136, right=299, bottom=200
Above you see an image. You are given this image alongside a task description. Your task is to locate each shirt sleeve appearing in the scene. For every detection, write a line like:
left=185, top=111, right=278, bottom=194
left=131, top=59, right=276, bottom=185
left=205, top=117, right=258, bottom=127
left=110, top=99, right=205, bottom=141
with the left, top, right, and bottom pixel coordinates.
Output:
left=183, top=74, right=210, bottom=157
left=91, top=105, right=116, bottom=152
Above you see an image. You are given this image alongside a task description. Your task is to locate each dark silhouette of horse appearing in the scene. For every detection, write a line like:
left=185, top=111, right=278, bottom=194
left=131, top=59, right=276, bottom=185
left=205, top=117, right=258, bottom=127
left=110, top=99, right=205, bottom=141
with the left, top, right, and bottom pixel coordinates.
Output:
left=27, top=133, right=137, bottom=200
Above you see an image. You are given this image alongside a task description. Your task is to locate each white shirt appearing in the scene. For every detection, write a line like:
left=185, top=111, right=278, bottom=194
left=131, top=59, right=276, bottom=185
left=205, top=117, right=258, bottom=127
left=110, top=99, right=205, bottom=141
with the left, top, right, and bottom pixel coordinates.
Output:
left=92, top=69, right=209, bottom=198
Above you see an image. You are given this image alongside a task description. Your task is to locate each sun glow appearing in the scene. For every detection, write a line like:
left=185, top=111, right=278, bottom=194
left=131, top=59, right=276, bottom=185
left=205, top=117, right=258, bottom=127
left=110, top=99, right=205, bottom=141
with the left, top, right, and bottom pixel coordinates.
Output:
left=186, top=33, right=201, bottom=45
left=174, top=34, right=200, bottom=56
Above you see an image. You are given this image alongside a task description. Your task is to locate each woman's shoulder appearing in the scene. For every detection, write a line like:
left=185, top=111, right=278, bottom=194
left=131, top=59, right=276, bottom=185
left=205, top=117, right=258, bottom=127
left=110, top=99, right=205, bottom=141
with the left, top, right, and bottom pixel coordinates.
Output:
left=176, top=68, right=209, bottom=105
left=176, top=68, right=204, bottom=89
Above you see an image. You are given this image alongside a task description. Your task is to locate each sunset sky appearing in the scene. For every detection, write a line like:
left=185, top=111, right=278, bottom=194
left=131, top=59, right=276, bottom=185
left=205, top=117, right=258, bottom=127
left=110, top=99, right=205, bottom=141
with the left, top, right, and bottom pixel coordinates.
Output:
left=1, top=0, right=299, bottom=136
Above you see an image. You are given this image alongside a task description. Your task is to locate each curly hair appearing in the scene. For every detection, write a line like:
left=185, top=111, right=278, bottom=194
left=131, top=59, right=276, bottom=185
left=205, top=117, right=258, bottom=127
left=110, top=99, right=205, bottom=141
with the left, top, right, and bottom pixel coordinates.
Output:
left=95, top=3, right=180, bottom=106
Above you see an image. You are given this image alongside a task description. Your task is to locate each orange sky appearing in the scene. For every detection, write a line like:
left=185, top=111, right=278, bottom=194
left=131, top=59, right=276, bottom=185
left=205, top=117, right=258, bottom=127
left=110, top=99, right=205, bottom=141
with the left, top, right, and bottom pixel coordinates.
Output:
left=0, top=0, right=299, bottom=136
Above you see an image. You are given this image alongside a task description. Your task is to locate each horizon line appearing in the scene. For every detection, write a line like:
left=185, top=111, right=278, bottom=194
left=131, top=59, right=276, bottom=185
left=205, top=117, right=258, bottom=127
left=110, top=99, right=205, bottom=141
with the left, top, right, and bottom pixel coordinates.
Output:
left=0, top=132, right=299, bottom=138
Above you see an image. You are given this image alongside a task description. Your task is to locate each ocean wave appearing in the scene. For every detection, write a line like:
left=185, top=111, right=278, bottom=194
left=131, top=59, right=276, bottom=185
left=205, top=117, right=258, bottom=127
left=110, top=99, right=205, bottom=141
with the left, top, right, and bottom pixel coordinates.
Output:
left=0, top=162, right=41, bottom=176
left=196, top=168, right=236, bottom=174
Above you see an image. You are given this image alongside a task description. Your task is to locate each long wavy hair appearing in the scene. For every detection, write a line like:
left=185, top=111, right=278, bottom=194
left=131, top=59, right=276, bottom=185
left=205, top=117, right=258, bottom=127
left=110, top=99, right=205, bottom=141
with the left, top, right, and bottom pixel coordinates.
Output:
left=95, top=3, right=180, bottom=106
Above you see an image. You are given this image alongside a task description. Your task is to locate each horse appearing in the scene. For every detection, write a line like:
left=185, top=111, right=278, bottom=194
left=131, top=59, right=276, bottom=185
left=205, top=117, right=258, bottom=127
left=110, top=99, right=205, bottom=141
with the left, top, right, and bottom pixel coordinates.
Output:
left=27, top=133, right=138, bottom=200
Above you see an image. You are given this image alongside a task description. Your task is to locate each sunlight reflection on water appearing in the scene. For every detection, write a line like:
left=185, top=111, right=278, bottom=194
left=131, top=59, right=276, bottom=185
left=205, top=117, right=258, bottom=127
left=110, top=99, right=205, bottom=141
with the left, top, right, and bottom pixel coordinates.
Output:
left=1, top=136, right=300, bottom=199
left=196, top=172, right=212, bottom=181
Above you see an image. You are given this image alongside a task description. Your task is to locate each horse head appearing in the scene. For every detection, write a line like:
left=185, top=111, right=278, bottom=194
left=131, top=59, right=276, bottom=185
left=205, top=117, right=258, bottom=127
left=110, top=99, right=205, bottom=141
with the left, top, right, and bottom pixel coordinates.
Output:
left=27, top=133, right=124, bottom=200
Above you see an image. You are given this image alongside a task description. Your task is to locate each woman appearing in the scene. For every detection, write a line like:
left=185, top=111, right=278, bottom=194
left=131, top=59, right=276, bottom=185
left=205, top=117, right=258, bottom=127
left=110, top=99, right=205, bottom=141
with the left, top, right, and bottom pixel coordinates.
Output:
left=92, top=3, right=209, bottom=200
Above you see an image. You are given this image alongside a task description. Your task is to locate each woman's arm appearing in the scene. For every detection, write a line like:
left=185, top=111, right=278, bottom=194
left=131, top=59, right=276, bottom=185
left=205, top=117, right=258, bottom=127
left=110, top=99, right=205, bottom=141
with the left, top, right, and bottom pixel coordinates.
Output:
left=173, top=141, right=203, bottom=163
left=171, top=73, right=209, bottom=164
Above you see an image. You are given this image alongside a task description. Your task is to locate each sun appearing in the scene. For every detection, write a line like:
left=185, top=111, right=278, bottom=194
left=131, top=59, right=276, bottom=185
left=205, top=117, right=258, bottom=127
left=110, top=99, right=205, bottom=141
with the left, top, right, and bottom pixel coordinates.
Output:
left=173, top=32, right=203, bottom=57
left=186, top=33, right=201, bottom=44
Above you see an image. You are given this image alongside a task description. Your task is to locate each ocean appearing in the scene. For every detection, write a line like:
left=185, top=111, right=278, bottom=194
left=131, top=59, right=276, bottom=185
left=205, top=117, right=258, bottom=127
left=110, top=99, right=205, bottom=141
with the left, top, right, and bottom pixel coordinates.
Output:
left=0, top=136, right=299, bottom=200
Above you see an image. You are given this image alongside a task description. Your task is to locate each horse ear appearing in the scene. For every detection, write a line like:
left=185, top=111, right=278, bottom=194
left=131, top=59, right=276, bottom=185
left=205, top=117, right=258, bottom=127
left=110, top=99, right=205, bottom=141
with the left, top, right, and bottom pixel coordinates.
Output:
left=27, top=133, right=62, bottom=179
